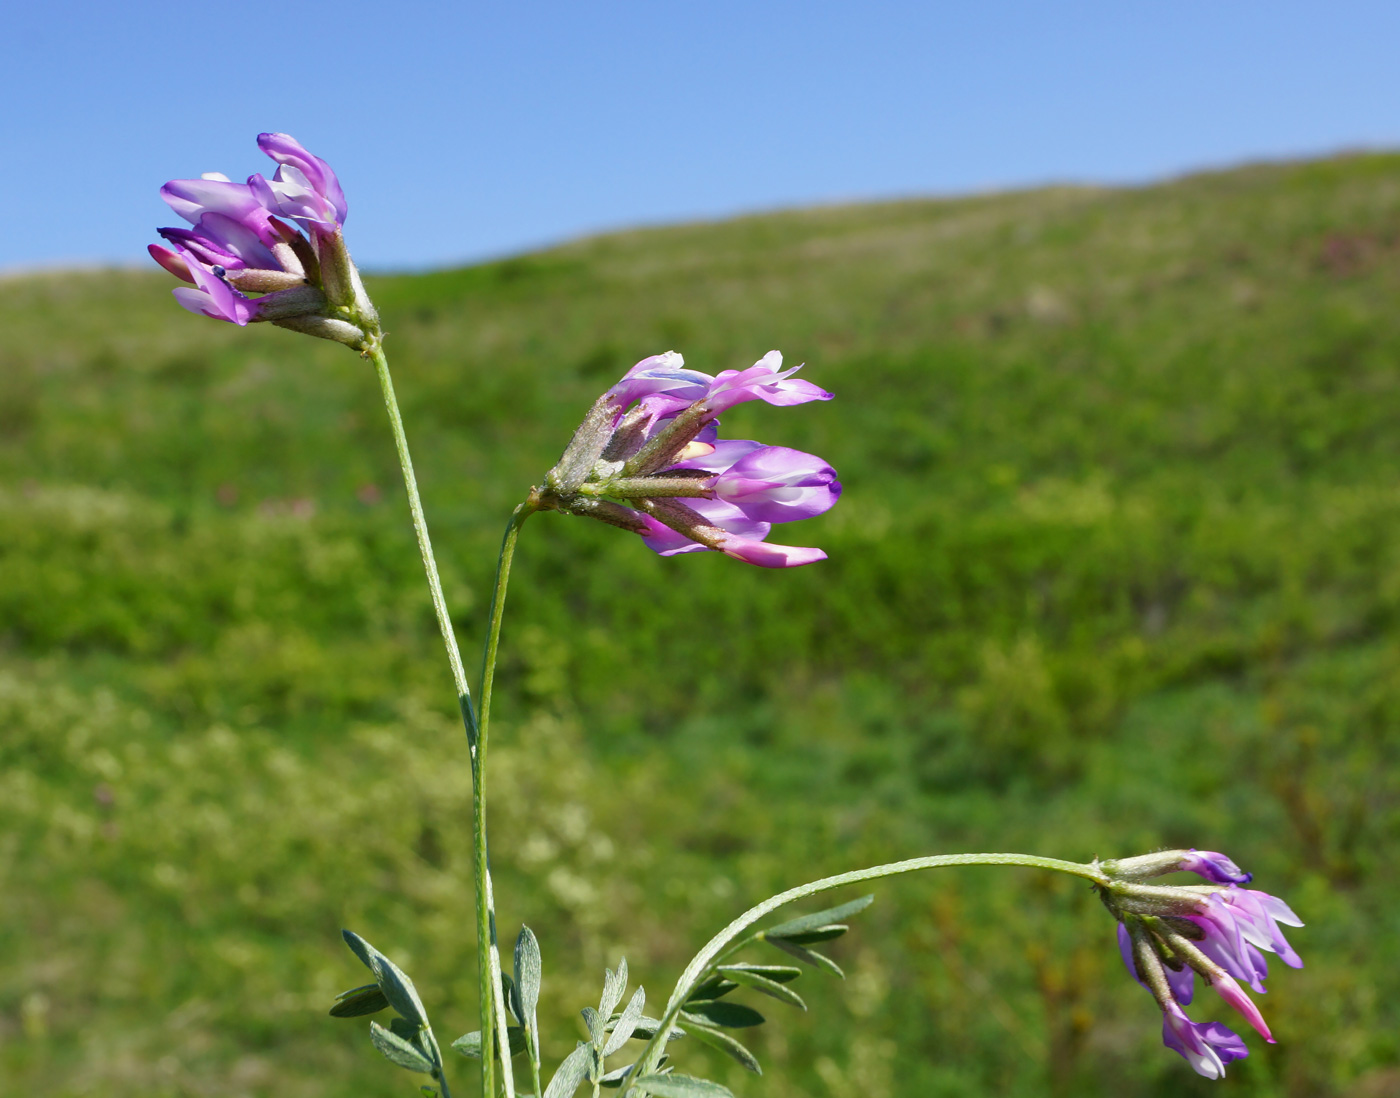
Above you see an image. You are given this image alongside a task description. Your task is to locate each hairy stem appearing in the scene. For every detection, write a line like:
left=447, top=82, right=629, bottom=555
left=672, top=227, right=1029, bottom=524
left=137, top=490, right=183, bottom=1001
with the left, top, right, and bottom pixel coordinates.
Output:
left=369, top=342, right=518, bottom=1098
left=617, top=852, right=1106, bottom=1095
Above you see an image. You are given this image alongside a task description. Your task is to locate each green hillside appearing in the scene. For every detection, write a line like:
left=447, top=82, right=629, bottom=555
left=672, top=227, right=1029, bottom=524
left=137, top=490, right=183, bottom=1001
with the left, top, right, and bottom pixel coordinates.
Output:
left=4, top=154, right=1400, bottom=1096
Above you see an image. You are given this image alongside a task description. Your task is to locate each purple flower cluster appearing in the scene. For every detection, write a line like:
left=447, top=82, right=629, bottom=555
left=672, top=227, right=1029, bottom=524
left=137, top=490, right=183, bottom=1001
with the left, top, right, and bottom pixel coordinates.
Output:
left=150, top=134, right=371, bottom=345
left=535, top=351, right=839, bottom=567
left=1101, top=849, right=1303, bottom=1079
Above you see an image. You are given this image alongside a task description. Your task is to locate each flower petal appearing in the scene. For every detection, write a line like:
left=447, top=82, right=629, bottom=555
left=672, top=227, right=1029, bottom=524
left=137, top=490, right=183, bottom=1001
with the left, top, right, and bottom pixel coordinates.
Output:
left=1162, top=1004, right=1249, bottom=1079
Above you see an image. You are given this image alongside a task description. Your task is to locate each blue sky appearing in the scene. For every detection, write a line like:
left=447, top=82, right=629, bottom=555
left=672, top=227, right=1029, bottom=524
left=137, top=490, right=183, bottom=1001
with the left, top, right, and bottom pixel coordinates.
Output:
left=5, top=1, right=1399, bottom=271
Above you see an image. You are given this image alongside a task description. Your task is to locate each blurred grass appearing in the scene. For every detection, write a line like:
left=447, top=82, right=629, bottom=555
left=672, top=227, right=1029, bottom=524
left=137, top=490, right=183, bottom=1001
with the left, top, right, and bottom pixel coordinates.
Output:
left=4, top=153, right=1400, bottom=1096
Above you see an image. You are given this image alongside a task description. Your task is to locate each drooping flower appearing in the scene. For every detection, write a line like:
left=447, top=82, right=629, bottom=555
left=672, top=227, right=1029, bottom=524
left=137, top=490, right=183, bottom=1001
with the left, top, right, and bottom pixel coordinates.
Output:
left=150, top=135, right=372, bottom=346
left=533, top=351, right=839, bottom=567
left=1098, top=848, right=1302, bottom=1079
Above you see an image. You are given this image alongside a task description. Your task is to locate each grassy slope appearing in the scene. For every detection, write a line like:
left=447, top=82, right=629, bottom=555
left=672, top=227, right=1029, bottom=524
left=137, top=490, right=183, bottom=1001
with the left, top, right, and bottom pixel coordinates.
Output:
left=3, top=154, right=1400, bottom=1096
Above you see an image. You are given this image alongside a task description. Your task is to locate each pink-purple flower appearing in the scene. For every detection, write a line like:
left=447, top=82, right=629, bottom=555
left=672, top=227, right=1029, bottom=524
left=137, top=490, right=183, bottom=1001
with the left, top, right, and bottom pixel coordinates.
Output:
left=248, top=132, right=348, bottom=232
left=1160, top=1001, right=1250, bottom=1079
left=1100, top=848, right=1302, bottom=1079
left=150, top=134, right=370, bottom=345
left=535, top=351, right=839, bottom=567
left=607, top=350, right=831, bottom=418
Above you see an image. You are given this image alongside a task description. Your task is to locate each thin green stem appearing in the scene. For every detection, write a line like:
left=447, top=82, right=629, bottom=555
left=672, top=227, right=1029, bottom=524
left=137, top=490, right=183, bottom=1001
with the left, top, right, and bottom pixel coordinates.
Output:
left=369, top=342, right=518, bottom=1098
left=369, top=343, right=472, bottom=705
left=526, top=1031, right=543, bottom=1098
left=477, top=506, right=533, bottom=761
left=472, top=506, right=534, bottom=1098
left=616, top=852, right=1106, bottom=1097
left=424, top=1029, right=454, bottom=1098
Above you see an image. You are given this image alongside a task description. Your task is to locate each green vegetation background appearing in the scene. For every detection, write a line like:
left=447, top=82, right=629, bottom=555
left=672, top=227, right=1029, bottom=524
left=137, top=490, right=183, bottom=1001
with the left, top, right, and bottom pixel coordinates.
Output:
left=3, top=155, right=1399, bottom=1097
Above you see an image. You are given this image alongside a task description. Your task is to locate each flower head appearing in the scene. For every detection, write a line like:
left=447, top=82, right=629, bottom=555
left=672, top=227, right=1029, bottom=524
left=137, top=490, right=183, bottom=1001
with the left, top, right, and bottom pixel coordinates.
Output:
left=1098, top=848, right=1302, bottom=1079
left=151, top=135, right=372, bottom=347
left=533, top=351, right=839, bottom=567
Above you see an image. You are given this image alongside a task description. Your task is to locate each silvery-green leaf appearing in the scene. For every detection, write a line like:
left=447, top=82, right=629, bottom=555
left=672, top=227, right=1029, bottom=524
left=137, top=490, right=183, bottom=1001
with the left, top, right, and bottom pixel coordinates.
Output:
left=390, top=1016, right=425, bottom=1045
left=769, top=924, right=847, bottom=945
left=599, top=958, right=628, bottom=1018
left=716, top=969, right=807, bottom=1010
left=515, top=926, right=542, bottom=1028
left=761, top=895, right=872, bottom=940
left=453, top=1027, right=528, bottom=1061
left=603, top=986, right=646, bottom=1056
left=681, top=1022, right=762, bottom=1075
left=600, top=1062, right=636, bottom=1088
left=502, top=971, right=523, bottom=1025
left=376, top=954, right=430, bottom=1029
left=717, top=964, right=802, bottom=984
left=681, top=1000, right=765, bottom=1029
left=581, top=1006, right=604, bottom=1045
left=634, top=1073, right=734, bottom=1097
left=686, top=976, right=738, bottom=1002
left=600, top=1055, right=667, bottom=1089
left=330, top=983, right=390, bottom=1018
left=630, top=1017, right=687, bottom=1042
left=764, top=937, right=844, bottom=978
left=340, top=930, right=429, bottom=1028
left=342, top=929, right=379, bottom=974
left=543, top=1043, right=591, bottom=1098
left=369, top=1020, right=435, bottom=1074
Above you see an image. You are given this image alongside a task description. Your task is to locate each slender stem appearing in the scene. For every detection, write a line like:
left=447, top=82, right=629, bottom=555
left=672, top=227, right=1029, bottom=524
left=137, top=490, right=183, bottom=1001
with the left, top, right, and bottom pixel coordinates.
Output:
left=528, top=1043, right=543, bottom=1098
left=369, top=342, right=518, bottom=1098
left=424, top=1029, right=454, bottom=1098
left=368, top=343, right=472, bottom=704
left=616, top=852, right=1106, bottom=1097
left=473, top=506, right=534, bottom=1098
left=477, top=506, right=533, bottom=760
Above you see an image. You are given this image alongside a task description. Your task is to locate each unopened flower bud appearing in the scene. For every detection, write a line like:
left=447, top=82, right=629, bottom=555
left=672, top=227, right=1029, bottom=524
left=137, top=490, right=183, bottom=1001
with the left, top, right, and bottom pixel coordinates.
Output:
left=1102, top=849, right=1252, bottom=885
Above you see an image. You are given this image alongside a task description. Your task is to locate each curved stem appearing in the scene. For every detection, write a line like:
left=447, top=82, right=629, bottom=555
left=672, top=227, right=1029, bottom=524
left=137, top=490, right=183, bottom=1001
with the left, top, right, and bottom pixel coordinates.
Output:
left=617, top=852, right=1106, bottom=1096
left=369, top=342, right=520, bottom=1098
